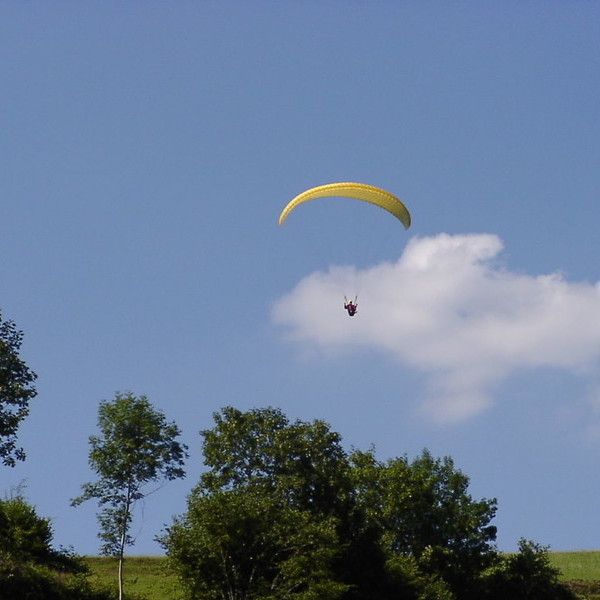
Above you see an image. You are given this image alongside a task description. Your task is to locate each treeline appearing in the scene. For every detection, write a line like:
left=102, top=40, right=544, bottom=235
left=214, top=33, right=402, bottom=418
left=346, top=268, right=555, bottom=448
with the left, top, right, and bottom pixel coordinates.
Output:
left=162, top=406, right=575, bottom=600
left=0, top=311, right=579, bottom=599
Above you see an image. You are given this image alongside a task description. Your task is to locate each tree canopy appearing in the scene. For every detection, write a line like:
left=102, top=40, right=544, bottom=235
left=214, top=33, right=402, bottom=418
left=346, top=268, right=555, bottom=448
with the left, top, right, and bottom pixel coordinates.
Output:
left=0, top=310, right=37, bottom=467
left=72, top=392, right=188, bottom=600
left=163, top=406, right=575, bottom=600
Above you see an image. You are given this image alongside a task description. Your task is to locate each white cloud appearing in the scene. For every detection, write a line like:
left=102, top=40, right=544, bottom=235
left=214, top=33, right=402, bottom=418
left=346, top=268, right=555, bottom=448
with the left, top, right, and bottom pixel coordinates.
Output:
left=272, top=233, right=600, bottom=423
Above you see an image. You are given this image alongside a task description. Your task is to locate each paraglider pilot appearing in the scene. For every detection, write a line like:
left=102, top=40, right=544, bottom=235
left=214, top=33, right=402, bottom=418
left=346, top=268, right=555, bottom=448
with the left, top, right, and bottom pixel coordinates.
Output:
left=344, top=296, right=358, bottom=317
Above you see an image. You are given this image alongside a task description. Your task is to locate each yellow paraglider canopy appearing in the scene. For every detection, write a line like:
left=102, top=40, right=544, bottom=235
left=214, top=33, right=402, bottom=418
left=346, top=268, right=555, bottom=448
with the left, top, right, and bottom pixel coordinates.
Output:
left=278, top=182, right=411, bottom=229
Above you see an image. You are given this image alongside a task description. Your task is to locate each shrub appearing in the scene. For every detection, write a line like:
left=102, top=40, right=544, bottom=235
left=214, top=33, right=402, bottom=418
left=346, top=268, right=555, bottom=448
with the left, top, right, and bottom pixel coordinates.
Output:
left=480, top=539, right=577, bottom=600
left=0, top=492, right=115, bottom=600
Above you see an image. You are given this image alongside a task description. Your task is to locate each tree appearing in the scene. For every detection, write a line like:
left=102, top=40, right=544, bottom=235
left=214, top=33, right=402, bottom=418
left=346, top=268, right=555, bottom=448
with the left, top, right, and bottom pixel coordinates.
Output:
left=163, top=407, right=354, bottom=600
left=0, top=310, right=37, bottom=467
left=165, top=407, right=575, bottom=600
left=72, top=392, right=188, bottom=600
left=199, top=406, right=353, bottom=517
left=350, top=448, right=498, bottom=598
left=166, top=486, right=347, bottom=600
left=164, top=407, right=450, bottom=600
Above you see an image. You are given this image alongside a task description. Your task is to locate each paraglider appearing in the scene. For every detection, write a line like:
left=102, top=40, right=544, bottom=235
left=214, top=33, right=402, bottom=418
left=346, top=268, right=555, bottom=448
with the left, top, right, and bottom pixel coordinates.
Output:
left=279, top=182, right=411, bottom=316
left=344, top=296, right=358, bottom=317
left=278, top=182, right=411, bottom=229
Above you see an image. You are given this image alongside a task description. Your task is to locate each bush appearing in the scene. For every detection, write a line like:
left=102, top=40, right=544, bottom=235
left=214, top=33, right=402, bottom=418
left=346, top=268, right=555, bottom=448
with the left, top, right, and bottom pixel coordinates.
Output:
left=480, top=539, right=577, bottom=600
left=0, top=492, right=115, bottom=600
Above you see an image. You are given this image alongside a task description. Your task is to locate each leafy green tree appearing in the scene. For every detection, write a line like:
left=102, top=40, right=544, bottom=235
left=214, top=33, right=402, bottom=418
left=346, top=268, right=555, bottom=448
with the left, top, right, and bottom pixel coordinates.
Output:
left=166, top=486, right=347, bottom=600
left=165, top=407, right=452, bottom=600
left=200, top=406, right=353, bottom=516
left=164, top=407, right=355, bottom=600
left=165, top=406, right=574, bottom=600
left=351, top=448, right=498, bottom=598
left=351, top=448, right=497, bottom=557
left=0, top=310, right=37, bottom=466
left=72, top=392, right=188, bottom=600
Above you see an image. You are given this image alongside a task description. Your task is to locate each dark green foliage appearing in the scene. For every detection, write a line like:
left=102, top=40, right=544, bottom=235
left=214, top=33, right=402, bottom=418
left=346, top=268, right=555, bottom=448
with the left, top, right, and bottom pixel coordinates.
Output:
left=0, top=493, right=115, bottom=600
left=0, top=558, right=117, bottom=600
left=163, top=407, right=575, bottom=600
left=0, top=490, right=82, bottom=573
left=199, top=406, right=352, bottom=515
left=384, top=554, right=456, bottom=600
left=166, top=487, right=347, bottom=600
left=164, top=407, right=350, bottom=600
left=0, top=310, right=37, bottom=467
left=351, top=448, right=498, bottom=598
left=562, top=579, right=600, bottom=599
left=480, top=539, right=577, bottom=600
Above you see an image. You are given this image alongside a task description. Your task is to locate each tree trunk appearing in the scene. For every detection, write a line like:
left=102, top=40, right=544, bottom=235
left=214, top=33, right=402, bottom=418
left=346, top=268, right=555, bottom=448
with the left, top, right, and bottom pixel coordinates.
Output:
left=118, top=551, right=124, bottom=600
left=118, top=501, right=129, bottom=600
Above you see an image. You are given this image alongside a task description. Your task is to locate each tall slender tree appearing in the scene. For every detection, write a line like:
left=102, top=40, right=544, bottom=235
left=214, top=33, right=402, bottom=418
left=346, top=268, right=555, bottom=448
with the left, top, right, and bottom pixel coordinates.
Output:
left=72, top=392, right=188, bottom=600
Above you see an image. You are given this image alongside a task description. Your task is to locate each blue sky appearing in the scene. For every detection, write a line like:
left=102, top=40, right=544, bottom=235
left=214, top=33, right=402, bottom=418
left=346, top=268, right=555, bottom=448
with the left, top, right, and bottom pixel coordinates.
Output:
left=2, top=2, right=600, bottom=556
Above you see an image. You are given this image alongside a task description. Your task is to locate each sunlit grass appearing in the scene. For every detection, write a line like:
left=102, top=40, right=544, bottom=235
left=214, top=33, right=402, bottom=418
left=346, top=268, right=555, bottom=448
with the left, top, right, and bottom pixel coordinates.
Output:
left=550, top=550, right=600, bottom=581
left=84, top=556, right=184, bottom=600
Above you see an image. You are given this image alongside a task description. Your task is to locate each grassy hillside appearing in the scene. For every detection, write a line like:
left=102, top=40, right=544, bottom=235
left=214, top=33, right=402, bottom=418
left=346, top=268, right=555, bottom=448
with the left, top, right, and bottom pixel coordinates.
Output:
left=84, top=556, right=183, bottom=600
left=85, top=552, right=600, bottom=600
left=550, top=551, right=600, bottom=600
left=550, top=551, right=600, bottom=580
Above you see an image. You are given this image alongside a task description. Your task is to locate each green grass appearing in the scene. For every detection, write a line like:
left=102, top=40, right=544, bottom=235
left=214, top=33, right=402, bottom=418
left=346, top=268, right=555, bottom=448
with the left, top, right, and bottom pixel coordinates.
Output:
left=549, top=552, right=600, bottom=600
left=550, top=551, right=600, bottom=581
left=84, top=556, right=184, bottom=600
left=83, top=552, right=600, bottom=600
